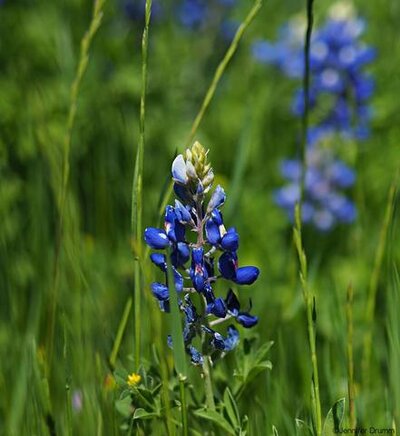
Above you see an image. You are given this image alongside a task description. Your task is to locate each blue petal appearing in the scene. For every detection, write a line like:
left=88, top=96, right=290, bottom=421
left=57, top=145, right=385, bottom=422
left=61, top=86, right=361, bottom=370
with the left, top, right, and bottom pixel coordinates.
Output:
left=171, top=154, right=188, bottom=184
left=174, top=200, right=192, bottom=223
left=159, top=300, right=170, bottom=312
left=207, top=297, right=227, bottom=318
left=192, top=247, right=204, bottom=265
left=207, top=185, right=226, bottom=213
left=218, top=251, right=237, bottom=280
left=205, top=219, right=221, bottom=245
left=224, top=325, right=239, bottom=351
left=329, top=161, right=355, bottom=187
left=183, top=295, right=198, bottom=324
left=235, top=266, right=260, bottom=285
left=193, top=274, right=206, bottom=292
left=221, top=228, right=239, bottom=252
left=225, top=289, right=240, bottom=315
left=203, top=284, right=215, bottom=304
left=211, top=332, right=226, bottom=350
left=171, top=242, right=190, bottom=267
left=167, top=335, right=173, bottom=348
left=210, top=209, right=224, bottom=226
left=187, top=345, right=204, bottom=365
left=237, top=313, right=258, bottom=328
left=151, top=282, right=169, bottom=301
left=173, top=268, right=184, bottom=292
left=144, top=227, right=170, bottom=249
left=174, top=183, right=192, bottom=204
left=150, top=253, right=167, bottom=271
left=204, top=257, right=215, bottom=278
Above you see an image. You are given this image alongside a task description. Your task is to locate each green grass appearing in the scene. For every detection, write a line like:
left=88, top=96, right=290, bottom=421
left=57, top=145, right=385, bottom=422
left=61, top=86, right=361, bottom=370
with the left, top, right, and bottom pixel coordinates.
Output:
left=1, top=0, right=400, bottom=434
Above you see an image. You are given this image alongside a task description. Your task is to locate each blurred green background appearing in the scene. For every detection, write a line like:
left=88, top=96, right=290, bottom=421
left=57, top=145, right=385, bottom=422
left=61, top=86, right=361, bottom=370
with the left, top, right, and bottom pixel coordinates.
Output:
left=1, top=0, right=399, bottom=434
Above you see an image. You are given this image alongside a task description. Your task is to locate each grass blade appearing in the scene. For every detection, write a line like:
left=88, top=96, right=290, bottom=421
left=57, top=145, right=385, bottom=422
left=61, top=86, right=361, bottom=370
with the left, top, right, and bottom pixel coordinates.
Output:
left=47, top=0, right=106, bottom=368
left=362, top=169, right=399, bottom=385
left=131, top=0, right=152, bottom=371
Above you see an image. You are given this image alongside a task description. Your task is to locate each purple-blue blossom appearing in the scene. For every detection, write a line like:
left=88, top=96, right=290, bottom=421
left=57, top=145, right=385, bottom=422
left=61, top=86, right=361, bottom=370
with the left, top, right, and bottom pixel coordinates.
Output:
left=144, top=141, right=259, bottom=365
left=274, top=145, right=357, bottom=231
left=252, top=10, right=375, bottom=140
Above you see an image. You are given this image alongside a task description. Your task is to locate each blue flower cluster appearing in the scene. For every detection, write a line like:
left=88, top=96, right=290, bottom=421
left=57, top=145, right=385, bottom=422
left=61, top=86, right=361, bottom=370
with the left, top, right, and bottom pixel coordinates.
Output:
left=252, top=4, right=375, bottom=230
left=274, top=142, right=357, bottom=231
left=252, top=9, right=375, bottom=140
left=144, top=142, right=259, bottom=365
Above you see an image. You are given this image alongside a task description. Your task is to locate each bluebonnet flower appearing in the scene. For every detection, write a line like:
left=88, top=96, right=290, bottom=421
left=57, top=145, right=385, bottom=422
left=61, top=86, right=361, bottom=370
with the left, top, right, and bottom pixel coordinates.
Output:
left=252, top=2, right=371, bottom=231
left=144, top=141, right=259, bottom=365
left=252, top=3, right=375, bottom=140
left=274, top=143, right=357, bottom=231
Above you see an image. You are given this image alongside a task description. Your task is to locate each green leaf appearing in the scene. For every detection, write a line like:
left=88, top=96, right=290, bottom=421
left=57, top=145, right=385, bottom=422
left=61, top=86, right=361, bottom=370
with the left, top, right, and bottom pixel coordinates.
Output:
left=133, top=408, right=159, bottom=420
left=322, top=398, right=345, bottom=436
left=194, top=408, right=236, bottom=435
left=245, top=361, right=273, bottom=386
left=254, top=341, right=274, bottom=363
left=295, top=418, right=313, bottom=436
left=272, top=425, right=279, bottom=436
left=115, top=396, right=132, bottom=418
left=224, top=387, right=240, bottom=429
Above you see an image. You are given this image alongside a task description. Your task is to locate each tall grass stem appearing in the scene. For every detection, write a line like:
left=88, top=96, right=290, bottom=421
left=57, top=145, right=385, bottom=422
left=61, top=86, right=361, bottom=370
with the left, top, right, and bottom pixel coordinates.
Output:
left=346, top=283, right=356, bottom=428
left=131, top=0, right=152, bottom=371
left=362, top=170, right=398, bottom=385
left=47, top=0, right=106, bottom=368
left=109, top=297, right=133, bottom=369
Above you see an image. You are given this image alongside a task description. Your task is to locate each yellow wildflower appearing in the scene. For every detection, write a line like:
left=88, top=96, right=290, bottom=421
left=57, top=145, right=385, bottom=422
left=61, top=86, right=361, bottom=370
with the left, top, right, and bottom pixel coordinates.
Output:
left=127, top=373, right=141, bottom=387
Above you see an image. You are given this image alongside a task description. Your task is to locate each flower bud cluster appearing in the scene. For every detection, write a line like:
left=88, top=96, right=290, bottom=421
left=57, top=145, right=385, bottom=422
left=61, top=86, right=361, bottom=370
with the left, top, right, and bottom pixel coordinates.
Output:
left=144, top=142, right=259, bottom=365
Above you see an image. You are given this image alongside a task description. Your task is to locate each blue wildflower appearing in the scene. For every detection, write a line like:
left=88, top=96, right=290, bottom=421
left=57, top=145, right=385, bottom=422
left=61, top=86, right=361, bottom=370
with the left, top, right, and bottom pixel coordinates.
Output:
left=274, top=145, right=357, bottom=231
left=252, top=8, right=376, bottom=140
left=225, top=289, right=258, bottom=328
left=144, top=141, right=260, bottom=365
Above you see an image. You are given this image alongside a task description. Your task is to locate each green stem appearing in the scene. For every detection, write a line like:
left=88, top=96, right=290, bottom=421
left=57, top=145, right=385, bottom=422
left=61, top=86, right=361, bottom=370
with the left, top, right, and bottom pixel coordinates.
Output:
left=47, top=0, right=106, bottom=369
left=131, top=0, right=152, bottom=371
left=166, top=249, right=187, bottom=378
left=179, top=377, right=189, bottom=436
left=346, top=283, right=356, bottom=429
left=109, top=297, right=133, bottom=369
left=296, top=0, right=322, bottom=433
left=202, top=357, right=215, bottom=411
left=362, top=171, right=398, bottom=385
left=306, top=294, right=322, bottom=435
left=294, top=207, right=322, bottom=436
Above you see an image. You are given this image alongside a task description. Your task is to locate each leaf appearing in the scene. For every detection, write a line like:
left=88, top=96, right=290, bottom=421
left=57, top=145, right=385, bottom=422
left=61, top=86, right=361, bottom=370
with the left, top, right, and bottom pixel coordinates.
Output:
left=115, top=396, right=132, bottom=418
left=272, top=425, right=279, bottom=436
left=295, top=418, right=313, bottom=436
left=133, top=408, right=159, bottom=421
left=254, top=341, right=274, bottom=363
left=224, top=387, right=240, bottom=429
left=244, top=361, right=273, bottom=386
left=194, top=408, right=236, bottom=435
left=322, top=398, right=345, bottom=436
